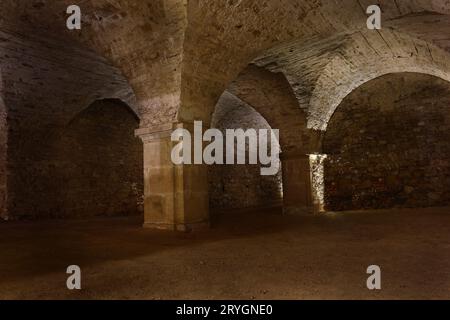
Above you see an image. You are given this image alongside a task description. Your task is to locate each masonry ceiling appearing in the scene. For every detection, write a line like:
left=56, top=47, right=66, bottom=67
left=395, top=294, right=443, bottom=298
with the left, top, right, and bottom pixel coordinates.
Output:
left=1, top=0, right=449, bottom=128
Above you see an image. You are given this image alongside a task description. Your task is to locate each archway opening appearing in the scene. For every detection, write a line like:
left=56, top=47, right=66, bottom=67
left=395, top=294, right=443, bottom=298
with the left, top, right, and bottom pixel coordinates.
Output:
left=208, top=91, right=283, bottom=217
left=56, top=99, right=143, bottom=218
left=323, top=73, right=450, bottom=211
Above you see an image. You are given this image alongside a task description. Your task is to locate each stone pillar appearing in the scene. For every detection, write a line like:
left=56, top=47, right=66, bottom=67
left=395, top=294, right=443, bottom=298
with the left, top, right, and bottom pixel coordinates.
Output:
left=281, top=152, right=314, bottom=215
left=136, top=122, right=209, bottom=231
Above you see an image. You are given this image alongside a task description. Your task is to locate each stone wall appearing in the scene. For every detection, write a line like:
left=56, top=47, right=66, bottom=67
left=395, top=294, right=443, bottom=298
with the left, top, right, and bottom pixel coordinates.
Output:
left=54, top=99, right=143, bottom=218
left=209, top=91, right=282, bottom=211
left=0, top=29, right=138, bottom=220
left=323, top=73, right=450, bottom=211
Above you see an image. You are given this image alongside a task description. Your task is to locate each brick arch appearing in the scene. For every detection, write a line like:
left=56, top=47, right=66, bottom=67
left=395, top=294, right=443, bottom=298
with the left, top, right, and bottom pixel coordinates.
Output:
left=68, top=98, right=140, bottom=125
left=68, top=96, right=140, bottom=127
left=178, top=1, right=450, bottom=126
left=219, top=66, right=322, bottom=216
left=0, top=0, right=188, bottom=127
left=309, top=32, right=450, bottom=130
left=227, top=65, right=318, bottom=154
left=253, top=29, right=450, bottom=132
left=209, top=91, right=283, bottom=211
left=3, top=1, right=449, bottom=127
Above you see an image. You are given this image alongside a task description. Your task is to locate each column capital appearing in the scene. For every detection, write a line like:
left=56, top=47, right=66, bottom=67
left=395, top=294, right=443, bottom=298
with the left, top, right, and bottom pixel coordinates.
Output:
left=135, top=120, right=214, bottom=143
left=135, top=123, right=173, bottom=142
left=135, top=121, right=197, bottom=142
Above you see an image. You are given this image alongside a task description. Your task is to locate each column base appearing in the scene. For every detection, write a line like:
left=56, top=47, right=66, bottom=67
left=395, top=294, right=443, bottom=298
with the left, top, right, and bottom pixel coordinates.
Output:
left=143, top=220, right=210, bottom=232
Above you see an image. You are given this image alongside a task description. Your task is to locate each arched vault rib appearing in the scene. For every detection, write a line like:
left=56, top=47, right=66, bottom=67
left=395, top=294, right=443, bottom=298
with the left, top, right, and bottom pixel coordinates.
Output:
left=0, top=0, right=187, bottom=126
left=178, top=1, right=450, bottom=125
left=253, top=29, right=450, bottom=131
left=227, top=65, right=320, bottom=154
left=309, top=30, right=450, bottom=130
left=1, top=1, right=449, bottom=128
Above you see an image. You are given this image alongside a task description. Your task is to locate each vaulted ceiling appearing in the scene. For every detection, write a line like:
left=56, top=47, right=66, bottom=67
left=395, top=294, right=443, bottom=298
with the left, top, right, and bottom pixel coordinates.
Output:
left=1, top=0, right=449, bottom=129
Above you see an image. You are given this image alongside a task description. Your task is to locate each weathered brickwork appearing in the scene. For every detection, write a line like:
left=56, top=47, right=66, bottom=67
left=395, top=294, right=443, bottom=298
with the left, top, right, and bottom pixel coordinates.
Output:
left=323, top=73, right=450, bottom=211
left=209, top=91, right=282, bottom=211
left=0, top=30, right=138, bottom=220
left=53, top=99, right=143, bottom=218
left=0, top=1, right=449, bottom=227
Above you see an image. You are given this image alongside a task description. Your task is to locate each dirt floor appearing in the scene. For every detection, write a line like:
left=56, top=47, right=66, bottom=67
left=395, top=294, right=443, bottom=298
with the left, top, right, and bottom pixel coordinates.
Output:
left=0, top=206, right=450, bottom=300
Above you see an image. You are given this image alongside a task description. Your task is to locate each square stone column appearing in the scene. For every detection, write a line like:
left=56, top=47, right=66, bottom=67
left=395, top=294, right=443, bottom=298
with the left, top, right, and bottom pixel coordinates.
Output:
left=281, top=152, right=319, bottom=215
left=136, top=122, right=209, bottom=231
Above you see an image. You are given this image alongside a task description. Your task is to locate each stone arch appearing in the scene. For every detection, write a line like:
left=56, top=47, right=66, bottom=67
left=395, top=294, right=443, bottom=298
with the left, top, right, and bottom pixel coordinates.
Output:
left=248, top=14, right=449, bottom=127
left=0, top=0, right=187, bottom=128
left=224, top=65, right=322, bottom=215
left=322, top=72, right=450, bottom=211
left=208, top=92, right=283, bottom=212
left=311, top=63, right=450, bottom=130
left=249, top=29, right=450, bottom=214
left=308, top=31, right=450, bottom=130
left=228, top=65, right=315, bottom=154
left=178, top=2, right=450, bottom=127
left=251, top=28, right=450, bottom=129
left=121, top=1, right=450, bottom=230
left=4, top=1, right=448, bottom=129
left=67, top=96, right=140, bottom=127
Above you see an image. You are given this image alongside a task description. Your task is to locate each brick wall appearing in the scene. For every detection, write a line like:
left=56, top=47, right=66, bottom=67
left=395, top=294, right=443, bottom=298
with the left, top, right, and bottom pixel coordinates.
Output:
left=0, top=30, right=139, bottom=220
left=323, top=73, right=450, bottom=211
left=52, top=99, right=143, bottom=218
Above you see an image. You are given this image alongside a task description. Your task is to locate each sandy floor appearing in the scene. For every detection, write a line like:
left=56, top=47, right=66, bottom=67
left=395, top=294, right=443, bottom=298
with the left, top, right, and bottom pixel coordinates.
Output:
left=0, top=206, right=450, bottom=300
